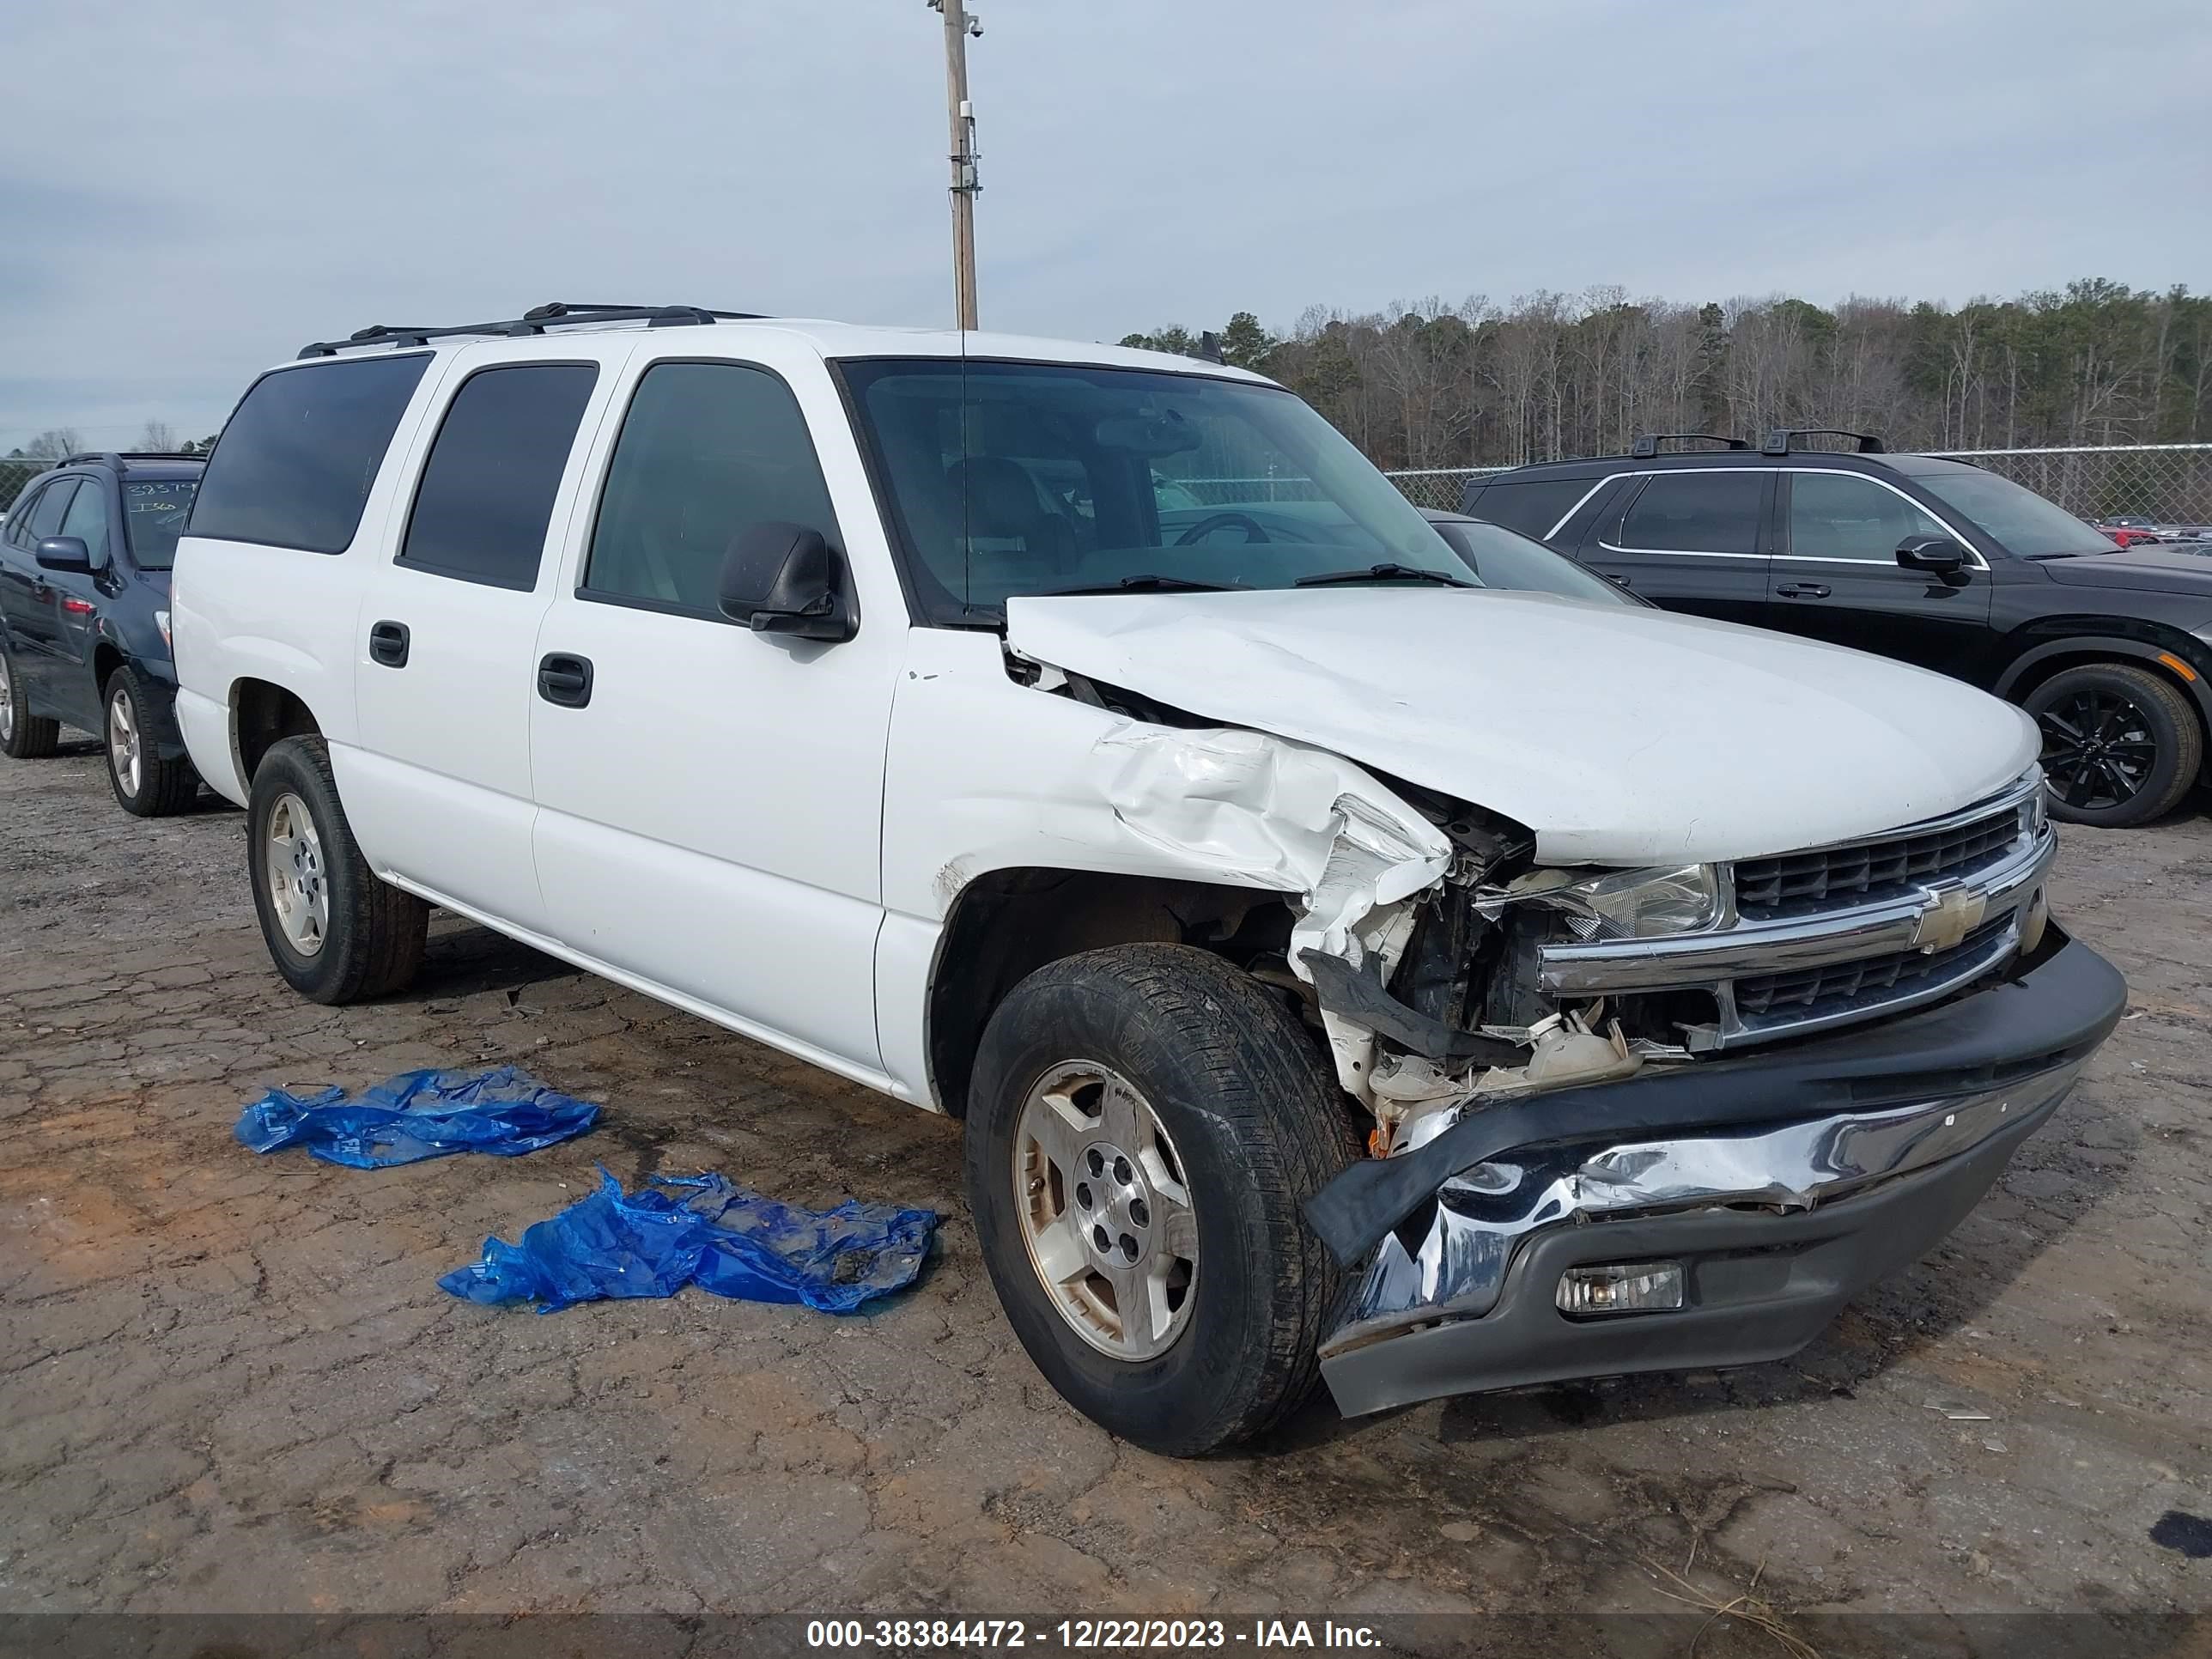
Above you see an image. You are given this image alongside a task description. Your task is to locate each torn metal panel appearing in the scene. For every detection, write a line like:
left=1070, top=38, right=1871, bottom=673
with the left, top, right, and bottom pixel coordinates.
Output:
left=1095, top=722, right=1453, bottom=1100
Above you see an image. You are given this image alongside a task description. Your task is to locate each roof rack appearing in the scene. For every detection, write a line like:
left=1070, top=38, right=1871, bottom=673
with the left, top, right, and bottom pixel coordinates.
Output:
left=57, top=451, right=204, bottom=469
left=296, top=301, right=766, bottom=360
left=1629, top=433, right=1750, bottom=458
left=1761, top=428, right=1886, bottom=455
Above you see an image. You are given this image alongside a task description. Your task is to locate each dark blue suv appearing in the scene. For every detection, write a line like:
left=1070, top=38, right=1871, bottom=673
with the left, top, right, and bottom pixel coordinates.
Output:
left=0, top=452, right=205, bottom=814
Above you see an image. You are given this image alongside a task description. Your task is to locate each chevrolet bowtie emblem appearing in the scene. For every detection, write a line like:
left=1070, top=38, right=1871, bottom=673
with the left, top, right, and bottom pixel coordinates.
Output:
left=1912, top=886, right=1987, bottom=952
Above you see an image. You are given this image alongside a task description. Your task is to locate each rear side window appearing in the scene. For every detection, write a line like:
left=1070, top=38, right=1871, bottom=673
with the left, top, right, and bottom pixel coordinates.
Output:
left=398, top=364, right=599, bottom=589
left=1463, top=477, right=1591, bottom=540
left=582, top=361, right=840, bottom=618
left=190, top=355, right=431, bottom=553
left=1617, top=472, right=1766, bottom=554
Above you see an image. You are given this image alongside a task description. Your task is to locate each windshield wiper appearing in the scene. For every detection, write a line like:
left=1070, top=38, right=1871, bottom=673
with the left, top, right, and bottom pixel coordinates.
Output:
left=1037, top=574, right=1249, bottom=596
left=1295, top=562, right=1475, bottom=589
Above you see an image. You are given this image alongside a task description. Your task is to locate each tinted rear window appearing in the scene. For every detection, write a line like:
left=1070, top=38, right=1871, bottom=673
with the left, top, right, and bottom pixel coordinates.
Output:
left=398, top=364, right=599, bottom=589
left=1618, top=471, right=1766, bottom=554
left=190, top=355, right=430, bottom=553
left=1462, top=477, right=1591, bottom=540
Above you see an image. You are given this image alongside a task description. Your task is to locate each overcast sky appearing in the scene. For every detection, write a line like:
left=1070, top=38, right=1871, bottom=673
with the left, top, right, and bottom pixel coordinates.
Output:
left=4, top=0, right=2208, bottom=451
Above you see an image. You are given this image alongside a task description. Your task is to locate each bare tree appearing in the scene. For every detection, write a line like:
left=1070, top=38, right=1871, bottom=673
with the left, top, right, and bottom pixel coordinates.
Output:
left=137, top=420, right=177, bottom=452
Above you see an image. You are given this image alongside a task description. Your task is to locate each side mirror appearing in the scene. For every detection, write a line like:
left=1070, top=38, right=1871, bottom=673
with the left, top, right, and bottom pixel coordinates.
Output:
left=34, top=536, right=93, bottom=574
left=1896, top=534, right=1969, bottom=581
left=718, top=522, right=855, bottom=642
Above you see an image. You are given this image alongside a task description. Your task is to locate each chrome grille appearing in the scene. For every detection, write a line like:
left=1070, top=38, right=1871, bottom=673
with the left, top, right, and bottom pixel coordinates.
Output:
left=1732, top=805, right=2025, bottom=920
left=1732, top=915, right=2014, bottom=1021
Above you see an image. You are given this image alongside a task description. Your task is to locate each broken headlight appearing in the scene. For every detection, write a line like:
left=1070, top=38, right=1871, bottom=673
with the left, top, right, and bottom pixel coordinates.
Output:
left=1549, top=863, right=1722, bottom=940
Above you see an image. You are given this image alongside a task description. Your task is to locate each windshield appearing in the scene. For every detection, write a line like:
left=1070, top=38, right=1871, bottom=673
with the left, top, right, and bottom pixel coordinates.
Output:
left=1912, top=469, right=2116, bottom=557
left=1427, top=517, right=1637, bottom=605
left=123, top=478, right=199, bottom=569
left=840, top=359, right=1469, bottom=621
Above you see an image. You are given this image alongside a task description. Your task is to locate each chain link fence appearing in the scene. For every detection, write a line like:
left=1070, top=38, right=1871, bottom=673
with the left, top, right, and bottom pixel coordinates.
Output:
left=7, top=441, right=2209, bottom=530
left=1, top=459, right=46, bottom=515
left=1382, top=444, right=2212, bottom=526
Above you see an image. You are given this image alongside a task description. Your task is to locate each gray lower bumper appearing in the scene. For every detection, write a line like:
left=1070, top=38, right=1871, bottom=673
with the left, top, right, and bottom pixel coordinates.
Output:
left=1320, top=1073, right=2069, bottom=1418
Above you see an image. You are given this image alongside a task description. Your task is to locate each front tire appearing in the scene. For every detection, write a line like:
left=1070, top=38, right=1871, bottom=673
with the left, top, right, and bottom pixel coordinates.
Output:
left=246, top=735, right=427, bottom=1003
left=2025, top=662, right=2202, bottom=828
left=965, top=944, right=1360, bottom=1455
left=0, top=642, right=60, bottom=760
left=103, top=666, right=200, bottom=817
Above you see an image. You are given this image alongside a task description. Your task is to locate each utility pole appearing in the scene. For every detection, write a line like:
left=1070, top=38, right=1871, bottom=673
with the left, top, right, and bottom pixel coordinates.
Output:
left=930, top=0, right=981, bottom=331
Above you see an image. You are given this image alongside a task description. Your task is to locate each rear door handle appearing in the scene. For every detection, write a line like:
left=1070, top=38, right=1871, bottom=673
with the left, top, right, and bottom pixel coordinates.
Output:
left=368, top=620, right=410, bottom=667
left=1775, top=582, right=1832, bottom=599
left=538, top=652, right=593, bottom=708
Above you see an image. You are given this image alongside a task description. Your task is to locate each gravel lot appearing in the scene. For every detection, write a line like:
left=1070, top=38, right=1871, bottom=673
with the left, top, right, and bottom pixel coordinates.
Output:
left=2, top=739, right=2207, bottom=1647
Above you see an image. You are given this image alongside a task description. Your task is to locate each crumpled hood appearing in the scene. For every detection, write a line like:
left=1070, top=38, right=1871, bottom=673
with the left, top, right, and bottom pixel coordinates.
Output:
left=1006, top=587, right=2039, bottom=866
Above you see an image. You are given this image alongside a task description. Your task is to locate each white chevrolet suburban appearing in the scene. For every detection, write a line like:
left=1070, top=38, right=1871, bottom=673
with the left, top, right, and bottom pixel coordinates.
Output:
left=173, top=302, right=2125, bottom=1455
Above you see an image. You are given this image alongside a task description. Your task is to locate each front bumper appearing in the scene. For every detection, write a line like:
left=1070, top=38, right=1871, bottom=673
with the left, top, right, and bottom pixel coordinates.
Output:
left=1311, top=928, right=2126, bottom=1418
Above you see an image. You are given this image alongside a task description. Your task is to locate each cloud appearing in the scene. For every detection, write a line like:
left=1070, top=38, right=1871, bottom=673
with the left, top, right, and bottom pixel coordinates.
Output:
left=3, top=0, right=2205, bottom=447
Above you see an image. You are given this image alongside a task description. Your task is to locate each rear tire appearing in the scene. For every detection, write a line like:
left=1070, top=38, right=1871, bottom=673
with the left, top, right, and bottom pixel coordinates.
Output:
left=103, top=665, right=200, bottom=817
left=0, top=642, right=60, bottom=760
left=965, top=943, right=1361, bottom=1455
left=2025, top=661, right=2201, bottom=828
left=246, top=735, right=427, bottom=1003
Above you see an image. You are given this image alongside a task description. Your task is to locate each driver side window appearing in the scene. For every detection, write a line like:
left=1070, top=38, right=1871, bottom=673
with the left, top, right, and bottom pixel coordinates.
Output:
left=583, top=361, right=841, bottom=620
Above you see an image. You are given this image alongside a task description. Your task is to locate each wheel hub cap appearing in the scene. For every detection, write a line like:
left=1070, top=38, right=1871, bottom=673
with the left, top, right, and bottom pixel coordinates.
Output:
left=265, top=793, right=330, bottom=957
left=108, top=690, right=140, bottom=796
left=2039, top=687, right=2155, bottom=811
left=1013, top=1062, right=1199, bottom=1362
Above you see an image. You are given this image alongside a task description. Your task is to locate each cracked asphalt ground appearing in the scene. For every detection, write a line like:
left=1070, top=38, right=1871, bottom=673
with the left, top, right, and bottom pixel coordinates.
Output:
left=1, top=741, right=2207, bottom=1644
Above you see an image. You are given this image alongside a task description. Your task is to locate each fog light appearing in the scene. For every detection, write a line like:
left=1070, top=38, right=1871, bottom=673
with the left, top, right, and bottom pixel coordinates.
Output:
left=1557, top=1261, right=1685, bottom=1316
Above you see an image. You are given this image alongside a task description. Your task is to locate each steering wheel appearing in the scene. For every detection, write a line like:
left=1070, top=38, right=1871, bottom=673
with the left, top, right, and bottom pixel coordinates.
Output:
left=1173, top=512, right=1273, bottom=547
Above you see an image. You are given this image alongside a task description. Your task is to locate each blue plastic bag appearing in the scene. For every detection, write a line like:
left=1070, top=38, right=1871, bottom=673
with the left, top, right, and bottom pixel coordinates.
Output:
left=234, top=1066, right=599, bottom=1169
left=439, top=1167, right=935, bottom=1314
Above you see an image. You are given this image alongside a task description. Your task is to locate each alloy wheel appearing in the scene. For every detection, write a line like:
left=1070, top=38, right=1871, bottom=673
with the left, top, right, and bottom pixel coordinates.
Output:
left=0, top=654, right=13, bottom=746
left=2038, top=687, right=2160, bottom=812
left=107, top=686, right=141, bottom=799
left=264, top=792, right=330, bottom=957
left=1013, top=1060, right=1200, bottom=1361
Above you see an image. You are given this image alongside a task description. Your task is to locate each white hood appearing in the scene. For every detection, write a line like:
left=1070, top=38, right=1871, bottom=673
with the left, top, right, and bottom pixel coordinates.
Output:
left=1006, top=587, right=2039, bottom=866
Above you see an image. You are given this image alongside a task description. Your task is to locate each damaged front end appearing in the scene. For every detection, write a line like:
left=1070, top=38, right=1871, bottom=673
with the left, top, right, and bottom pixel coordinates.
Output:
left=1024, top=658, right=2124, bottom=1418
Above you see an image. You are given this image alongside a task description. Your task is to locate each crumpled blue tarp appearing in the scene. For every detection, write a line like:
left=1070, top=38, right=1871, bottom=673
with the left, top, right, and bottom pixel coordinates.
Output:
left=234, top=1066, right=599, bottom=1169
left=438, top=1167, right=935, bottom=1314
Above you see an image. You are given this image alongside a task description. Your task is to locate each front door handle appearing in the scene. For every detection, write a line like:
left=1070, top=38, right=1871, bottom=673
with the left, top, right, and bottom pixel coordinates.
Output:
left=538, top=652, right=593, bottom=708
left=368, top=620, right=410, bottom=667
left=1775, top=582, right=1832, bottom=599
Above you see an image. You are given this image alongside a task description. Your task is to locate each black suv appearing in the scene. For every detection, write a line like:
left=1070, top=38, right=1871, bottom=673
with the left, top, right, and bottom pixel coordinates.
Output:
left=0, top=452, right=205, bottom=814
left=1467, top=430, right=2212, bottom=828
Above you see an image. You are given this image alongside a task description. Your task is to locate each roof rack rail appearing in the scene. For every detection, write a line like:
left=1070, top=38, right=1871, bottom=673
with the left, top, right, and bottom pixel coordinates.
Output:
left=1761, top=428, right=1887, bottom=455
left=56, top=451, right=203, bottom=469
left=1629, top=433, right=1750, bottom=458
left=296, top=301, right=766, bottom=360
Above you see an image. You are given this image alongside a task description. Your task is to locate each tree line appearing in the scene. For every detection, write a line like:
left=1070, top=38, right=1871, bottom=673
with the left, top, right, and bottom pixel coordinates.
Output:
left=1121, top=279, right=2212, bottom=471
left=6, top=422, right=220, bottom=462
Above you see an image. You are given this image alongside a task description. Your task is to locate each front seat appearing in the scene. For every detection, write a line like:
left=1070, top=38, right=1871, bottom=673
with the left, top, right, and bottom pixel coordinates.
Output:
left=946, top=457, right=1077, bottom=578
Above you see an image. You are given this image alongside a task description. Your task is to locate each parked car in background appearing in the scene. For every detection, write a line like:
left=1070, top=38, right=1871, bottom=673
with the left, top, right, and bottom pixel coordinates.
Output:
left=2098, top=522, right=2166, bottom=549
left=1417, top=508, right=1647, bottom=605
left=1468, top=431, right=2212, bottom=827
left=172, top=310, right=2122, bottom=1452
left=0, top=451, right=205, bottom=813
